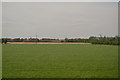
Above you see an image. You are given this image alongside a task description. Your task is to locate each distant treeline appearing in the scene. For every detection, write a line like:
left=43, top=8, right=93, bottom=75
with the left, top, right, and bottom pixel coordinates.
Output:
left=65, top=36, right=120, bottom=45
left=0, top=36, right=120, bottom=45
left=88, top=36, right=119, bottom=45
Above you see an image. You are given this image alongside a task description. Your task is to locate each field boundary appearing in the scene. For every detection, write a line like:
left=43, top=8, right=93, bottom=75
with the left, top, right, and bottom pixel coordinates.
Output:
left=7, top=42, right=91, bottom=44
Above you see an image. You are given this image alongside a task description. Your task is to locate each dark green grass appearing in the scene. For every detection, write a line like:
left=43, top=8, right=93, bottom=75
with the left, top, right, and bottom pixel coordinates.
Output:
left=2, top=44, right=118, bottom=78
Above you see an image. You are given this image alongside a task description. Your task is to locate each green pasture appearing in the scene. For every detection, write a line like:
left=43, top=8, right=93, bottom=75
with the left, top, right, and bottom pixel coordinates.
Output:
left=2, top=44, right=118, bottom=78
left=0, top=44, right=2, bottom=79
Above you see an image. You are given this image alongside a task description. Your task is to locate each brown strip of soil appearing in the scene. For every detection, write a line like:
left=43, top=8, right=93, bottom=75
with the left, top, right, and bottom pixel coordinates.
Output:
left=7, top=42, right=91, bottom=44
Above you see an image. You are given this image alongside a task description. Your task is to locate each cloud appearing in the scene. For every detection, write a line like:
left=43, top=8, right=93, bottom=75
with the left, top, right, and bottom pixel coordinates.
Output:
left=2, top=2, right=118, bottom=38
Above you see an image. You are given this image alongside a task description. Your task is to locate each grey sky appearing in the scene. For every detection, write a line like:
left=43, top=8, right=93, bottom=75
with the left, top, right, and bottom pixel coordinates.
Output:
left=2, top=0, right=119, bottom=2
left=0, top=2, right=2, bottom=38
left=2, top=2, right=118, bottom=39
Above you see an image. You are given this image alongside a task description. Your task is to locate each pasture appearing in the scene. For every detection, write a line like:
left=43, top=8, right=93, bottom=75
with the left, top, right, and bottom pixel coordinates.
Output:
left=2, top=44, right=118, bottom=78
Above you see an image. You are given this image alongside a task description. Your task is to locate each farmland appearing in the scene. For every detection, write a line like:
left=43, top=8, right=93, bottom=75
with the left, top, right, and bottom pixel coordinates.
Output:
left=2, top=44, right=118, bottom=78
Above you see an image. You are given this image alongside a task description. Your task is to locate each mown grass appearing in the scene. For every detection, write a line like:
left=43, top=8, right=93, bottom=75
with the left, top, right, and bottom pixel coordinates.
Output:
left=2, top=44, right=118, bottom=78
left=0, top=44, right=2, bottom=79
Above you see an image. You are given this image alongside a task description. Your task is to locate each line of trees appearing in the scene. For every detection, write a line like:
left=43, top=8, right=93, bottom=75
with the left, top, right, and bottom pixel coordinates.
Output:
left=64, top=38, right=89, bottom=43
left=0, top=36, right=120, bottom=45
left=0, top=38, right=60, bottom=43
left=89, top=36, right=119, bottom=45
left=64, top=36, right=120, bottom=45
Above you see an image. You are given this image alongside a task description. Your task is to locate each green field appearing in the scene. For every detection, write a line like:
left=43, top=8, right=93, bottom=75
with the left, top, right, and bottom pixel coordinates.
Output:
left=2, top=44, right=118, bottom=78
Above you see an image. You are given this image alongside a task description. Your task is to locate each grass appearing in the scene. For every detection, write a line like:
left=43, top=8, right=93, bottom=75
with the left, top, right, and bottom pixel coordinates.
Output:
left=0, top=44, right=2, bottom=79
left=2, top=44, right=118, bottom=78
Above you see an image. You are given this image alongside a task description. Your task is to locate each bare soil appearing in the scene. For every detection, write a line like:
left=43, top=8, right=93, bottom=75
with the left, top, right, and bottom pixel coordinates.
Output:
left=7, top=42, right=91, bottom=44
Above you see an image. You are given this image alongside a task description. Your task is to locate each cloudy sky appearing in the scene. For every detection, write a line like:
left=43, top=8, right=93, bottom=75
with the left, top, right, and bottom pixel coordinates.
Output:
left=2, top=0, right=119, bottom=2
left=2, top=2, right=118, bottom=39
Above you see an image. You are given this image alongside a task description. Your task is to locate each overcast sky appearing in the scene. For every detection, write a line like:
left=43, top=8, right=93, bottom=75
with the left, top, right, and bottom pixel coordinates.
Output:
left=2, top=0, right=119, bottom=2
left=2, top=2, right=118, bottom=39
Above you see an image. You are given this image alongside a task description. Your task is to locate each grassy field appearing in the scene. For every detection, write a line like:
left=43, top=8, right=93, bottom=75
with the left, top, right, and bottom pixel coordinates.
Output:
left=0, top=44, right=2, bottom=79
left=2, top=44, right=118, bottom=78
